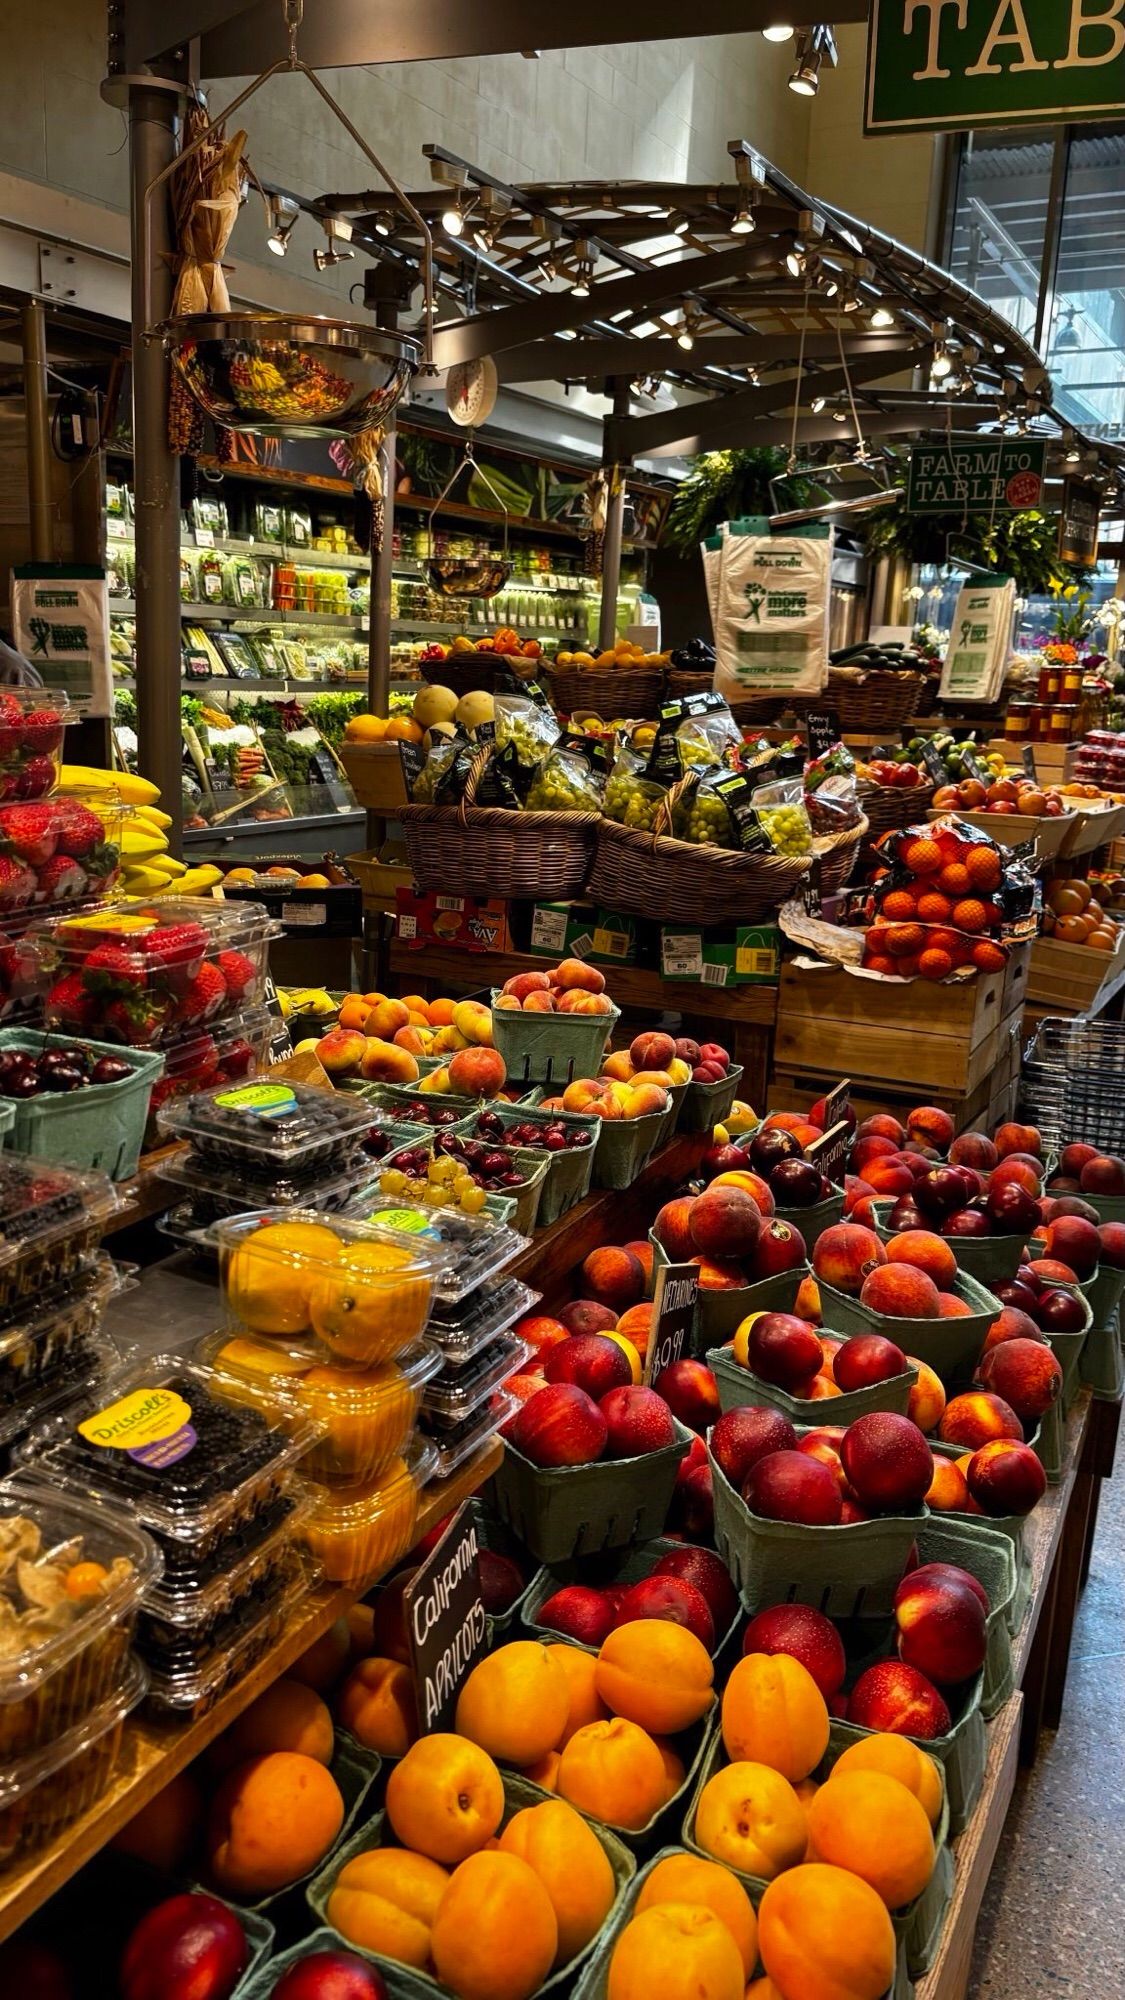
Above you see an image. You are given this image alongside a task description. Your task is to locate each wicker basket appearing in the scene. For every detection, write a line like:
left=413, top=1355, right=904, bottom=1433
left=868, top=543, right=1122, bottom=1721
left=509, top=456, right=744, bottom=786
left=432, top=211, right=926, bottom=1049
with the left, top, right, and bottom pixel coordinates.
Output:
left=547, top=664, right=665, bottom=718
left=727, top=694, right=796, bottom=728
left=813, top=813, right=868, bottom=897
left=858, top=778, right=936, bottom=840
left=822, top=667, right=927, bottom=732
left=398, top=747, right=598, bottom=901
left=419, top=653, right=535, bottom=698
left=589, top=808, right=809, bottom=926
left=665, top=668, right=715, bottom=700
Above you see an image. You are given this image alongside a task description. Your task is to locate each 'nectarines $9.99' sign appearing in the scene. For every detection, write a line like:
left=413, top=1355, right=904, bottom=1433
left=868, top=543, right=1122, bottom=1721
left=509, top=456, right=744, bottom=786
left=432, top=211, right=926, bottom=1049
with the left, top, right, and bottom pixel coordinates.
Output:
left=644, top=1261, right=701, bottom=1386
left=404, top=1502, right=488, bottom=1732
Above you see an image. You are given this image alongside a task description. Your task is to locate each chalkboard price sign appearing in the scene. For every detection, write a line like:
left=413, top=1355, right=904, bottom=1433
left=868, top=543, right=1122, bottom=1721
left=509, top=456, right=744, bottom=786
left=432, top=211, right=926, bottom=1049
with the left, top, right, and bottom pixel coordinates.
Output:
left=404, top=1502, right=488, bottom=1733
left=644, top=1261, right=701, bottom=1384
left=806, top=711, right=841, bottom=759
left=808, top=1119, right=852, bottom=1188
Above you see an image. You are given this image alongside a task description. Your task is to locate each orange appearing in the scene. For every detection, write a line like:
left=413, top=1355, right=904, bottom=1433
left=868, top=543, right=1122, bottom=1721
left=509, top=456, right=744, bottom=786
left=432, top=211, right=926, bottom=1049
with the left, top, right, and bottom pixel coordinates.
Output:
left=327, top=1847, right=449, bottom=1967
left=595, top=1620, right=715, bottom=1734
left=384, top=716, right=424, bottom=744
left=828, top=1734, right=942, bottom=1827
left=807, top=1770, right=934, bottom=1907
left=337, top=1657, right=418, bottom=1758
left=557, top=1718, right=667, bottom=1831
left=722, top=1654, right=829, bottom=1783
left=209, top=1678, right=333, bottom=1775
left=430, top=1850, right=558, bottom=2000
left=309, top=1240, right=432, bottom=1363
left=607, top=1904, right=744, bottom=2000
left=636, top=1854, right=757, bottom=1975
left=224, top=1219, right=343, bottom=1338
left=346, top=713, right=388, bottom=741
left=385, top=1734, right=504, bottom=1864
left=693, top=1761, right=807, bottom=1880
left=499, top=1798, right=616, bottom=1962
left=758, top=1863, right=896, bottom=2000
left=205, top=1752, right=344, bottom=1896
left=548, top=1645, right=610, bottom=1746
left=455, top=1641, right=572, bottom=1766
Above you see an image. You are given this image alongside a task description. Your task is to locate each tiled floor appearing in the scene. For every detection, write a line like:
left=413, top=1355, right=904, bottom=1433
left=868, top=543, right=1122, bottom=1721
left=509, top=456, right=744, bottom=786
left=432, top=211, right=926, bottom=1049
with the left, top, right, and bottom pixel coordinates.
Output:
left=970, top=1461, right=1125, bottom=1994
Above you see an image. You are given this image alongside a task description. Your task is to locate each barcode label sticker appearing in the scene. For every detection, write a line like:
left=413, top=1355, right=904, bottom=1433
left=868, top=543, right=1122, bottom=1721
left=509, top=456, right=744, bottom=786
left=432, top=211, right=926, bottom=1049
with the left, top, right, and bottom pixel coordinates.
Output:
left=568, top=931, right=594, bottom=959
left=701, top=961, right=729, bottom=987
left=662, top=933, right=703, bottom=980
left=282, top=902, right=327, bottom=926
left=436, top=896, right=466, bottom=913
left=593, top=928, right=629, bottom=959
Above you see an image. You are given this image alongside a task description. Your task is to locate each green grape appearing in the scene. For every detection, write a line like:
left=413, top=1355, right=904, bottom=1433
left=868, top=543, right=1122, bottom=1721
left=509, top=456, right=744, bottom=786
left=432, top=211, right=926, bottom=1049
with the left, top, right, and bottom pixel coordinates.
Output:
left=757, top=803, right=813, bottom=856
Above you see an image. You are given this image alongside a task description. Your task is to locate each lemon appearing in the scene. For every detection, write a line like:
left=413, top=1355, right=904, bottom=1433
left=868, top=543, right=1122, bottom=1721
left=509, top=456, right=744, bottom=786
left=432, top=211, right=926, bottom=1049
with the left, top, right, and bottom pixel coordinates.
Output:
left=225, top=1221, right=343, bottom=1338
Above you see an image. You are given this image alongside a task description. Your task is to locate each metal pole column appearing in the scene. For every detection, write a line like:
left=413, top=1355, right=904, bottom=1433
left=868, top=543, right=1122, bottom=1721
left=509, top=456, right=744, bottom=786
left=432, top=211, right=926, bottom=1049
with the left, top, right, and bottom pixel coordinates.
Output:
left=129, top=80, right=184, bottom=848
left=597, top=382, right=631, bottom=654
left=21, top=301, right=53, bottom=563
left=367, top=304, right=398, bottom=717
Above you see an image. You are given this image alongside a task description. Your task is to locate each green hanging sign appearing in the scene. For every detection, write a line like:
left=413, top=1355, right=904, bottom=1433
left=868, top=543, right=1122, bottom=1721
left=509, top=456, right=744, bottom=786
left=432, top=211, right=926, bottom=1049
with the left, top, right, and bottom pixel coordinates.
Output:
left=905, top=435, right=1047, bottom=514
left=866, top=1, right=1125, bottom=135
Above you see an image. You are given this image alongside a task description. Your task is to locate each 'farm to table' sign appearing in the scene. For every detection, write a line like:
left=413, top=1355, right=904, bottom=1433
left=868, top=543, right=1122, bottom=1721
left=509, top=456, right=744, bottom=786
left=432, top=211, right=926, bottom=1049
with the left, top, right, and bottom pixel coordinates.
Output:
left=905, top=437, right=1046, bottom=515
left=866, top=1, right=1125, bottom=136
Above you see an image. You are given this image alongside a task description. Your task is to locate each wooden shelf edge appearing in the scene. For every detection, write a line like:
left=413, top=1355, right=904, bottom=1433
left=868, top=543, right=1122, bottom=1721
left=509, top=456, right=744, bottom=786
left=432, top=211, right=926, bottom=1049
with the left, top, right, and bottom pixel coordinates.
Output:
left=0, top=1440, right=502, bottom=1943
left=387, top=942, right=779, bottom=1028
left=915, top=1694, right=1022, bottom=2000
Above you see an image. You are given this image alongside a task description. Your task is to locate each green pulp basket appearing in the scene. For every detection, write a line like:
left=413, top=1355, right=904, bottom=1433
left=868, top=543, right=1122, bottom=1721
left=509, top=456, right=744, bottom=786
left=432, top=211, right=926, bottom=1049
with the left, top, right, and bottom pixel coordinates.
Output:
left=0, top=1100, right=13, bottom=1140
left=708, top=1342, right=917, bottom=1424
left=1084, top=1262, right=1125, bottom=1331
left=593, top=1107, right=669, bottom=1190
left=709, top=1448, right=923, bottom=1620
left=1081, top=1311, right=1124, bottom=1398
left=1051, top=1325, right=1089, bottom=1415
left=915, top=1515, right=1019, bottom=1716
left=306, top=1777, right=636, bottom=1997
left=815, top=1268, right=1002, bottom=1387
left=677, top=1065, right=744, bottom=1135
left=472, top=1097, right=598, bottom=1226
left=829, top=1680, right=986, bottom=1838
left=490, top=1420, right=694, bottom=1565
left=0, top=1029, right=164, bottom=1179
left=490, top=993, right=620, bottom=1089
left=650, top=1232, right=810, bottom=1352
left=871, top=1199, right=1029, bottom=1288
left=522, top=1536, right=743, bottom=1661
left=773, top=1184, right=846, bottom=1250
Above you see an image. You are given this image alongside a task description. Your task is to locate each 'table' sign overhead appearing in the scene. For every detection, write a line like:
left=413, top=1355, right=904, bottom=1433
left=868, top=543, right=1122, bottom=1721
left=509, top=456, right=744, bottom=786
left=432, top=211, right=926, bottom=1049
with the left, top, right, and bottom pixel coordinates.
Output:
left=866, top=1, right=1125, bottom=136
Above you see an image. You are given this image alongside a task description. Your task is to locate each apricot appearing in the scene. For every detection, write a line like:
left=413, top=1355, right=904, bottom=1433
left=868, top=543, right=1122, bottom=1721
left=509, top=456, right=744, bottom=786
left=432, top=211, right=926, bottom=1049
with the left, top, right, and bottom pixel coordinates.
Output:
left=759, top=1863, right=897, bottom=2000
left=337, top=1656, right=418, bottom=1758
left=499, top=1797, right=616, bottom=1962
left=595, top=1619, right=715, bottom=1734
left=455, top=1641, right=572, bottom=1765
left=557, top=1717, right=668, bottom=1831
left=654, top=1734, right=687, bottom=1801
left=326, top=1847, right=449, bottom=1967
left=385, top=1734, right=504, bottom=1863
left=209, top=1678, right=334, bottom=1775
left=722, top=1654, right=829, bottom=1783
left=693, top=1760, right=808, bottom=1880
left=521, top=1750, right=561, bottom=1792
left=288, top=1615, right=351, bottom=1692
left=111, top=1769, right=204, bottom=1873
left=206, top=1752, right=345, bottom=1896
left=431, top=1850, right=558, bottom=2000
left=636, top=1854, right=758, bottom=1976
left=548, top=1644, right=610, bottom=1745
left=808, top=1771, right=934, bottom=1908
left=607, top=1904, right=744, bottom=2000
left=347, top=1602, right=375, bottom=1661
left=829, top=1733, right=943, bottom=1827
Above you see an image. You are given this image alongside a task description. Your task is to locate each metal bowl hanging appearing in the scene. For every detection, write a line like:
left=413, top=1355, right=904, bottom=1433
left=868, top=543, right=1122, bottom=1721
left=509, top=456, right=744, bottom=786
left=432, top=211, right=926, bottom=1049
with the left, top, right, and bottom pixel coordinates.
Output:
left=422, top=441, right=513, bottom=600
left=164, top=312, right=421, bottom=440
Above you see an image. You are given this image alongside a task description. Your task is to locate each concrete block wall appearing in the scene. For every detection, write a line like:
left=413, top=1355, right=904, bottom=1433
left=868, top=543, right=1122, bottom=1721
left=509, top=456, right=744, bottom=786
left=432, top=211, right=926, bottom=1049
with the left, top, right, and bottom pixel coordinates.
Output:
left=804, top=25, right=939, bottom=255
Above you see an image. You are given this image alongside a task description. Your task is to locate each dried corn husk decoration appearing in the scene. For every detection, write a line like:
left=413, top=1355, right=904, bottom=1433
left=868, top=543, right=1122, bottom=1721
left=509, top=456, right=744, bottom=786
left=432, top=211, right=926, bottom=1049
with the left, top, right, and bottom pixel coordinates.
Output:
left=333, top=425, right=387, bottom=548
left=166, top=104, right=257, bottom=457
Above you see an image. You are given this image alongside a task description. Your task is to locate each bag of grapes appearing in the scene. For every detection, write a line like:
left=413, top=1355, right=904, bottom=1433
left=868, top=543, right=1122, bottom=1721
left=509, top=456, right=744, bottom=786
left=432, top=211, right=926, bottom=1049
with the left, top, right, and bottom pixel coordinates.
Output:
left=525, top=731, right=608, bottom=812
left=604, top=733, right=673, bottom=831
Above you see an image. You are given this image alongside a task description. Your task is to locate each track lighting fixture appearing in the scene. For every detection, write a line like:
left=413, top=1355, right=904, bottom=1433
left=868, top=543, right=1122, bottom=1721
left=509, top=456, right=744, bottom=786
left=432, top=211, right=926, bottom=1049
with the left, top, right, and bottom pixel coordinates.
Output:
left=789, top=25, right=838, bottom=96
left=266, top=193, right=299, bottom=256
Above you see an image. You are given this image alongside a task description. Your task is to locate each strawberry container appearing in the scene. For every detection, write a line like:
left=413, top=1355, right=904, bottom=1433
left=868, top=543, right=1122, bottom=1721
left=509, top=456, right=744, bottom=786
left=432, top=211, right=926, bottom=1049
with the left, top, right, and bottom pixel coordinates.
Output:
left=142, top=1005, right=275, bottom=1146
left=0, top=796, right=124, bottom=925
left=0, top=1027, right=164, bottom=1179
left=0, top=687, right=71, bottom=801
left=0, top=1151, right=118, bottom=1315
left=30, top=896, right=279, bottom=1049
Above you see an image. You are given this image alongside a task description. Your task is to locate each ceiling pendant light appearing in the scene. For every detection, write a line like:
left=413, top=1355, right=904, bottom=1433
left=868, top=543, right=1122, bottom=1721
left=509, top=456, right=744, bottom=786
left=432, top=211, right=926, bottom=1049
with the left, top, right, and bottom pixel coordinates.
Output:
left=762, top=23, right=794, bottom=40
left=789, top=25, right=837, bottom=96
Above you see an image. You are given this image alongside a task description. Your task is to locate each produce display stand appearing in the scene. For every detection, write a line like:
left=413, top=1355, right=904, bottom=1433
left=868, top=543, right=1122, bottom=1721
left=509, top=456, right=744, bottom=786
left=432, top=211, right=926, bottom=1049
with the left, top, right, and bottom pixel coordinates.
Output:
left=1025, top=928, right=1125, bottom=1022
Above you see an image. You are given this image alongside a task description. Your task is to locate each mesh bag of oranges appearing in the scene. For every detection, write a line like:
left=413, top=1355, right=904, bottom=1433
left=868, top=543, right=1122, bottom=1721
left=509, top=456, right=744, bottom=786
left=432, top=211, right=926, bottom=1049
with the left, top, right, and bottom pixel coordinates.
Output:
left=213, top=1213, right=446, bottom=1367
left=856, top=817, right=1040, bottom=984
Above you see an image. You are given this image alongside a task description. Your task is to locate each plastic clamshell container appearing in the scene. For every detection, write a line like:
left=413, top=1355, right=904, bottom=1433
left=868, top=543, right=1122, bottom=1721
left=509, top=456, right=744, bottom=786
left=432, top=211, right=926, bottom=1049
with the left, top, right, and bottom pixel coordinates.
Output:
left=377, top=1134, right=550, bottom=1239
left=0, top=1654, right=146, bottom=1866
left=0, top=1028, right=164, bottom=1180
left=143, top=1004, right=276, bottom=1145
left=201, top=1329, right=441, bottom=1486
left=422, top=1334, right=529, bottom=1421
left=144, top=1570, right=307, bottom=1721
left=31, top=896, right=279, bottom=1048
left=33, top=1352, right=317, bottom=1574
left=161, top=1152, right=363, bottom=1218
left=0, top=794, right=125, bottom=914
left=300, top=1437, right=438, bottom=1586
left=425, top=1277, right=541, bottom=1365
left=0, top=1252, right=120, bottom=1434
left=422, top=1388, right=520, bottom=1479
left=0, top=1477, right=159, bottom=1758
left=349, top=1193, right=528, bottom=1309
left=160, top=1075, right=376, bottom=1180
left=213, top=1210, right=448, bottom=1366
left=0, top=1151, right=118, bottom=1315
left=0, top=686, right=71, bottom=795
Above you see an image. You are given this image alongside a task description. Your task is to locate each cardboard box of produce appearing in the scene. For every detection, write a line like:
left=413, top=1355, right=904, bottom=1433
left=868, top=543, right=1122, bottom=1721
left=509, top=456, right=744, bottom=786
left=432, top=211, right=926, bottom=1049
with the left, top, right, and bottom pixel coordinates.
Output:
left=395, top=886, right=513, bottom=952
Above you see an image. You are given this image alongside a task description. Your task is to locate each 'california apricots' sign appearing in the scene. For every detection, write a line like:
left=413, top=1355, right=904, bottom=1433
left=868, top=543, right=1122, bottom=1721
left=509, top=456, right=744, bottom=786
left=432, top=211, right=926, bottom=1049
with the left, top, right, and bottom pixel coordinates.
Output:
left=405, top=1503, right=488, bottom=1731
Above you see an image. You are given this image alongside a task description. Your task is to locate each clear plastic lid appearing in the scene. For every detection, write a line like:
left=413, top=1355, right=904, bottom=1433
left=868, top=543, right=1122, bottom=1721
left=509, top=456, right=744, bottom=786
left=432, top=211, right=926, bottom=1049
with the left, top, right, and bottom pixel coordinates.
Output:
left=160, top=1005, right=276, bottom=1083
left=0, top=1654, right=146, bottom=1810
left=300, top=1437, right=437, bottom=1585
left=425, top=1278, right=541, bottom=1365
left=160, top=1153, right=362, bottom=1217
left=31, top=1353, right=317, bottom=1546
left=0, top=1152, right=117, bottom=1276
left=212, top=1210, right=448, bottom=1365
left=0, top=1334, right=120, bottom=1454
left=0, top=1478, right=161, bottom=1703
left=142, top=1572, right=302, bottom=1720
left=0, top=798, right=125, bottom=913
left=420, top=1391, right=517, bottom=1480
left=423, top=1336, right=530, bottom=1421
left=0, top=1251, right=121, bottom=1382
left=159, top=1077, right=376, bottom=1174
left=347, top=1193, right=527, bottom=1308
left=140, top=1496, right=310, bottom=1628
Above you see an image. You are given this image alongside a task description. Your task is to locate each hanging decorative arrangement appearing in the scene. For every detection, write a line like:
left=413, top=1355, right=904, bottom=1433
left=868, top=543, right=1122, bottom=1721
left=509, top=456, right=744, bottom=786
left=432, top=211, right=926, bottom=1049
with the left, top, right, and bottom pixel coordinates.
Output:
left=422, top=441, right=513, bottom=599
left=152, top=0, right=431, bottom=441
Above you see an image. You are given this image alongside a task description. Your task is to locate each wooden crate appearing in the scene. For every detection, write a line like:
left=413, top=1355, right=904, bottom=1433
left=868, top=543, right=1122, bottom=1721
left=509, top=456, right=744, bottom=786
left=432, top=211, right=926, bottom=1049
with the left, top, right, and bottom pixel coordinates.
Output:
left=339, top=742, right=412, bottom=812
left=774, top=948, right=1030, bottom=1098
left=768, top=1063, right=1002, bottom=1132
left=1026, top=930, right=1125, bottom=1016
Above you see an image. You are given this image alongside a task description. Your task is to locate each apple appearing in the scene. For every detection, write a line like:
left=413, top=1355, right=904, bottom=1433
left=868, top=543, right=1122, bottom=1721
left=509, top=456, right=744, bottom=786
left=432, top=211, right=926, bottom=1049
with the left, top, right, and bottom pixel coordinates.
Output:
left=120, top=1896, right=248, bottom=2000
left=710, top=1405, right=796, bottom=1486
left=508, top=1384, right=608, bottom=1467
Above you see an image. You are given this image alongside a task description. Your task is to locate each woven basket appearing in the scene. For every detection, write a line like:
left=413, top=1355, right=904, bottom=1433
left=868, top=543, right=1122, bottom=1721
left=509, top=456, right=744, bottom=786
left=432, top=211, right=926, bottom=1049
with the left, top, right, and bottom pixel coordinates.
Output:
left=727, top=694, right=795, bottom=728
left=547, top=664, right=664, bottom=718
left=858, top=778, right=936, bottom=840
left=822, top=668, right=927, bottom=732
left=665, top=668, right=715, bottom=700
left=398, top=747, right=598, bottom=901
left=813, top=813, right=868, bottom=897
left=419, top=654, right=534, bottom=697
left=589, top=787, right=810, bottom=926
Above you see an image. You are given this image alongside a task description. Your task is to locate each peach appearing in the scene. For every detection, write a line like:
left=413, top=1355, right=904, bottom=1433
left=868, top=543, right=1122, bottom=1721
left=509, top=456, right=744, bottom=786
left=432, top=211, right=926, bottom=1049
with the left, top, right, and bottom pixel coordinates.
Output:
left=209, top=1677, right=333, bottom=1774
left=630, top=1069, right=675, bottom=1090
left=863, top=1158, right=917, bottom=1198
left=315, top=1027, right=366, bottom=1076
left=885, top=1229, right=957, bottom=1287
left=857, top=1114, right=906, bottom=1145
left=653, top=1196, right=698, bottom=1261
left=110, top=1770, right=204, bottom=1874
left=853, top=1136, right=898, bottom=1174
left=813, top=1223, right=886, bottom=1296
left=595, top=1620, right=715, bottom=1734
left=925, top=1457, right=970, bottom=1511
left=522, top=991, right=556, bottom=1013
left=847, top=1661, right=952, bottom=1740
left=602, top=1050, right=636, bottom=1082
left=906, top=1106, right=955, bottom=1152
left=939, top=1391, right=1023, bottom=1450
left=624, top=1239, right=654, bottom=1285
left=990, top=1158, right=1042, bottom=1198
left=689, top=1185, right=762, bottom=1260
left=365, top=996, right=410, bottom=1039
left=630, top=1030, right=676, bottom=1069
left=557, top=1717, right=668, bottom=1831
left=977, top=1338, right=1062, bottom=1423
left=625, top=1083, right=670, bottom=1117
left=562, top=1077, right=620, bottom=1118
left=635, top=1855, right=758, bottom=1977
left=950, top=1131, right=998, bottom=1170
left=740, top=1605, right=846, bottom=1700
left=840, top=1413, right=933, bottom=1511
left=581, top=1246, right=646, bottom=1312
left=206, top=1752, right=345, bottom=1896
left=966, top=1438, right=1046, bottom=1516
left=338, top=1657, right=419, bottom=1757
left=906, top=1359, right=946, bottom=1434
left=393, top=1025, right=433, bottom=1057
left=452, top=998, right=494, bottom=1046
left=995, top=1121, right=1042, bottom=1159
left=894, top=1570, right=988, bottom=1685
left=448, top=1046, right=507, bottom=1097
left=937, top=1291, right=973, bottom=1318
left=860, top=1264, right=941, bottom=1319
left=326, top=1847, right=450, bottom=1969
left=744, top=1451, right=842, bottom=1526
left=502, top=971, right=552, bottom=1001
left=693, top=1760, right=808, bottom=1880
left=712, top=1169, right=775, bottom=1214
left=360, top=1037, right=420, bottom=1083
left=807, top=1771, right=935, bottom=1909
left=558, top=989, right=602, bottom=1014
left=337, top=995, right=371, bottom=1032
left=694, top=1255, right=747, bottom=1290
left=556, top=958, right=606, bottom=993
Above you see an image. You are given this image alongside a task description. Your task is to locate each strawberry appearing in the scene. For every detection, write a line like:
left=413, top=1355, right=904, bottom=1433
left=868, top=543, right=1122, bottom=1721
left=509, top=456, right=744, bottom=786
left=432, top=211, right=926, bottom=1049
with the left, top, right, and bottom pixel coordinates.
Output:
left=19, top=710, right=65, bottom=755
left=36, top=854, right=88, bottom=903
left=0, top=693, right=21, bottom=731
left=0, top=805, right=57, bottom=869
left=82, top=942, right=142, bottom=990
left=102, top=995, right=167, bottom=1046
left=216, top=948, right=255, bottom=1002
left=46, top=972, right=97, bottom=1027
left=142, top=923, right=208, bottom=981
left=177, top=960, right=227, bottom=1022
left=21, top=758, right=56, bottom=799
left=53, top=801, right=105, bottom=859
left=0, top=855, right=36, bottom=906
left=222, top=1038, right=256, bottom=1079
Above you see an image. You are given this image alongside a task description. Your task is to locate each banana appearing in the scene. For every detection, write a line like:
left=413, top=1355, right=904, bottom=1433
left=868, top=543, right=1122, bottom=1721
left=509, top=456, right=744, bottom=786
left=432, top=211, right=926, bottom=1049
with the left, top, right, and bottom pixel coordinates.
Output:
left=121, top=865, right=170, bottom=893
left=144, top=854, right=187, bottom=879
left=133, top=806, right=173, bottom=831
left=121, top=829, right=168, bottom=859
left=61, top=764, right=160, bottom=806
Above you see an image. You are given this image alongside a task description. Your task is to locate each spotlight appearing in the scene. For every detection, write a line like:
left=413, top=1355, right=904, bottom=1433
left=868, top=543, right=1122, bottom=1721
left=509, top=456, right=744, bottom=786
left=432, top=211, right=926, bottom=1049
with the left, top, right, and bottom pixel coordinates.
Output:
left=731, top=194, right=756, bottom=235
left=371, top=209, right=394, bottom=238
left=313, top=216, right=354, bottom=270
left=811, top=395, right=827, bottom=413
left=789, top=24, right=837, bottom=95
left=442, top=195, right=466, bottom=237
left=670, top=211, right=691, bottom=236
left=1066, top=435, right=1082, bottom=464
left=931, top=343, right=953, bottom=379
left=785, top=244, right=807, bottom=278
left=676, top=312, right=696, bottom=352
left=569, top=240, right=596, bottom=297
left=762, top=23, right=794, bottom=40
left=832, top=407, right=849, bottom=423
left=266, top=193, right=299, bottom=257
left=871, top=305, right=895, bottom=328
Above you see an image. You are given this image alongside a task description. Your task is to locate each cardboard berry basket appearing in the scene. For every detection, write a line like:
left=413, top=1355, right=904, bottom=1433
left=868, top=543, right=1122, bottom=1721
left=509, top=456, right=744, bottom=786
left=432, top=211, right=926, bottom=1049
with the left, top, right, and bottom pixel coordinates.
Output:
left=914, top=1515, right=1019, bottom=1715
left=677, top=1063, right=743, bottom=1134
left=381, top=1135, right=549, bottom=1238
left=306, top=1776, right=636, bottom=1995
left=871, top=1198, right=1030, bottom=1288
left=568, top=1846, right=912, bottom=2000
left=650, top=1231, right=810, bottom=1350
left=0, top=1027, right=164, bottom=1179
left=709, top=1446, right=925, bottom=1622
left=773, top=1182, right=846, bottom=1250
left=489, top=992, right=621, bottom=1091
left=707, top=1341, right=917, bottom=1424
left=490, top=1420, right=694, bottom=1566
left=682, top=1728, right=952, bottom=1978
left=814, top=1268, right=1003, bottom=1387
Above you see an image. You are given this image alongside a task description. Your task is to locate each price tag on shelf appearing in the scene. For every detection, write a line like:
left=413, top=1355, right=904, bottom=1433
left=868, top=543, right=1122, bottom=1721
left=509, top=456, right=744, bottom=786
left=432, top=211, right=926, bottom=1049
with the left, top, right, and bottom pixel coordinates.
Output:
left=644, top=1261, right=700, bottom=1385
left=404, top=1501, right=488, bottom=1733
left=1021, top=745, right=1038, bottom=782
left=194, top=527, right=215, bottom=548
left=922, top=740, right=949, bottom=788
left=822, top=1078, right=852, bottom=1130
